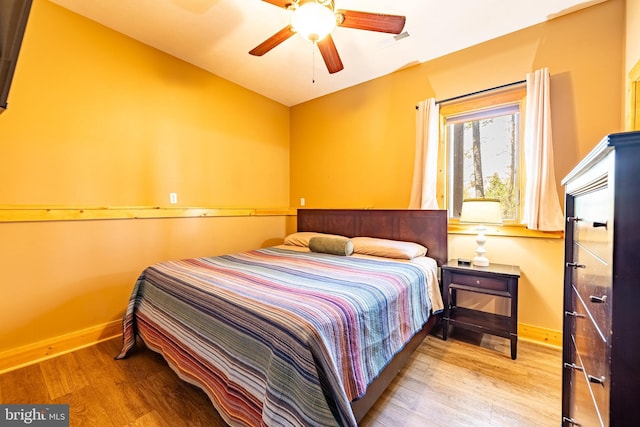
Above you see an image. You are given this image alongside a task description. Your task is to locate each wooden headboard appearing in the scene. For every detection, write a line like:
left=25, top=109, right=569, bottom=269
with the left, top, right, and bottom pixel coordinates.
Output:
left=296, top=209, right=448, bottom=267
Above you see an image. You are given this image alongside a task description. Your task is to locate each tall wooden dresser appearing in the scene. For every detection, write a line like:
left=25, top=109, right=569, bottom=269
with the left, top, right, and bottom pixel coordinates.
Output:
left=561, top=131, right=640, bottom=426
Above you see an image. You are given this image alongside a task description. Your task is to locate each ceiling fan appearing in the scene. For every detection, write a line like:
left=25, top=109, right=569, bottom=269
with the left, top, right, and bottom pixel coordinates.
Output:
left=249, top=0, right=406, bottom=74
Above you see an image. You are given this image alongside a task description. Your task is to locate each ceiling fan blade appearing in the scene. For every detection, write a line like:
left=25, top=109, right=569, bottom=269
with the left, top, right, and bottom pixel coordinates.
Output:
left=261, top=0, right=293, bottom=9
left=249, top=25, right=296, bottom=56
left=336, top=9, right=406, bottom=34
left=317, top=35, right=344, bottom=74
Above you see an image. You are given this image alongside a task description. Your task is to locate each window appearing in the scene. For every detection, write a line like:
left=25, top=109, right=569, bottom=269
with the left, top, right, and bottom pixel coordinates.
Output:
left=439, top=85, right=526, bottom=224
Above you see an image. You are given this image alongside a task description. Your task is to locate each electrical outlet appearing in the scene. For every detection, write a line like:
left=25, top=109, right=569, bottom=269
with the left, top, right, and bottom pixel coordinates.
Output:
left=170, top=193, right=178, bottom=204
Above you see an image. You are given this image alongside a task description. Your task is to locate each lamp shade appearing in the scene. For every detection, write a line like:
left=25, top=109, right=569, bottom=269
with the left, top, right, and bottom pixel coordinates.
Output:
left=459, top=198, right=503, bottom=225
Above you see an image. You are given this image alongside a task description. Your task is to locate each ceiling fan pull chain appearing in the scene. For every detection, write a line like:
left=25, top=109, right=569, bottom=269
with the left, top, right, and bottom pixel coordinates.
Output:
left=312, top=42, right=316, bottom=84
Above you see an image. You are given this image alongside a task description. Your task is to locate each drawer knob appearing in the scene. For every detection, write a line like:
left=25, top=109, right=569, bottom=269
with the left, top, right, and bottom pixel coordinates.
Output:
left=588, top=375, right=606, bottom=386
left=565, top=311, right=586, bottom=318
left=567, top=217, right=582, bottom=223
left=593, top=220, right=608, bottom=229
left=566, top=262, right=586, bottom=269
left=589, top=295, right=607, bottom=304
left=563, top=362, right=584, bottom=372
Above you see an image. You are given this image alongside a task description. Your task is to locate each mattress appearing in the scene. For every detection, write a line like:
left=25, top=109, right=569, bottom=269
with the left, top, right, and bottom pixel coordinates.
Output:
left=116, top=246, right=441, bottom=426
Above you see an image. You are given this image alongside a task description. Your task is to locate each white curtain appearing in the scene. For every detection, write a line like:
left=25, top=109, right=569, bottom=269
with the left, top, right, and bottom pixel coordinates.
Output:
left=409, top=98, right=440, bottom=209
left=523, top=68, right=564, bottom=231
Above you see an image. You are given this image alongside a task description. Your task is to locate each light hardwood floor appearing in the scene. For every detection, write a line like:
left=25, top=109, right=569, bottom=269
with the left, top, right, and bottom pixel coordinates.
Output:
left=0, top=327, right=562, bottom=426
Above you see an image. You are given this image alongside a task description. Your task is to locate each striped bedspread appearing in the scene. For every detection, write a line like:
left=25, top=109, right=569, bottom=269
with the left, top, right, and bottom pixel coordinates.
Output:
left=116, top=247, right=440, bottom=426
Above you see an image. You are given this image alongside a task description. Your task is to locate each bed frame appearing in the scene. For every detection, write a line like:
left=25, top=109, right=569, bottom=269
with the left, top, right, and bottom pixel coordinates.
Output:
left=296, top=209, right=448, bottom=421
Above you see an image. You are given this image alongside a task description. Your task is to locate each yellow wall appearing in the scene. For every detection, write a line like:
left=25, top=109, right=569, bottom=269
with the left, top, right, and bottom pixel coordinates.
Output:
left=626, top=0, right=640, bottom=81
left=626, top=0, right=640, bottom=129
left=2, top=1, right=290, bottom=207
left=0, top=1, right=290, bottom=354
left=291, top=0, right=625, bottom=333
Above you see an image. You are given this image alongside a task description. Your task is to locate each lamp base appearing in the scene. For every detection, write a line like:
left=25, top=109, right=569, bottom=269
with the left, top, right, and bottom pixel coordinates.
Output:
left=472, top=255, right=490, bottom=267
left=473, top=225, right=490, bottom=267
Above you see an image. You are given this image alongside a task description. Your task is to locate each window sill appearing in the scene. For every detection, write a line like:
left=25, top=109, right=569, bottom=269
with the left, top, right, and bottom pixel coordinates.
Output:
left=448, top=222, right=564, bottom=239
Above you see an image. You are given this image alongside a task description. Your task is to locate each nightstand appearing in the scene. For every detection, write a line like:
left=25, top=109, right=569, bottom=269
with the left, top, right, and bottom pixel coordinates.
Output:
left=441, top=260, right=520, bottom=359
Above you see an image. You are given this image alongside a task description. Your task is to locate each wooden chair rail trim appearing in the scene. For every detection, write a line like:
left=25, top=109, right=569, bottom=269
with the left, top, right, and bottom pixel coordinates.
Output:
left=0, top=206, right=296, bottom=223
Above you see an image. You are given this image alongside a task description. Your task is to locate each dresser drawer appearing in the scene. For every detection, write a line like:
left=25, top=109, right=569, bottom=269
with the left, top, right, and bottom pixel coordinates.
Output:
left=449, top=272, right=509, bottom=293
left=571, top=246, right=612, bottom=337
left=573, top=187, right=612, bottom=263
left=569, top=287, right=610, bottom=417
left=564, top=336, right=605, bottom=427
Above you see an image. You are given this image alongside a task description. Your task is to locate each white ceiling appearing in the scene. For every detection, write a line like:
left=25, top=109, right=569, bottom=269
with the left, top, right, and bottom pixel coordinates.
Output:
left=48, top=0, right=605, bottom=106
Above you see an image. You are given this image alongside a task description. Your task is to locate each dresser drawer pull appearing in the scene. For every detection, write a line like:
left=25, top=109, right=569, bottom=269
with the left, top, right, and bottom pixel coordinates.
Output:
left=592, top=220, right=607, bottom=229
left=567, top=217, right=582, bottom=223
left=566, top=262, right=586, bottom=269
left=565, top=311, right=585, bottom=318
left=563, top=362, right=584, bottom=371
left=588, top=375, right=606, bottom=386
left=562, top=417, right=580, bottom=426
left=589, top=295, right=607, bottom=304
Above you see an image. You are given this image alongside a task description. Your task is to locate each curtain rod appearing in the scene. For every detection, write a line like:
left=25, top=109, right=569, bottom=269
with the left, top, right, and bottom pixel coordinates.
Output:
left=415, top=79, right=527, bottom=110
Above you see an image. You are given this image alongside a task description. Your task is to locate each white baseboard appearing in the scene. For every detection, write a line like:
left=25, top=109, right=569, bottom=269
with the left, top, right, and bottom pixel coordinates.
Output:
left=0, top=320, right=122, bottom=374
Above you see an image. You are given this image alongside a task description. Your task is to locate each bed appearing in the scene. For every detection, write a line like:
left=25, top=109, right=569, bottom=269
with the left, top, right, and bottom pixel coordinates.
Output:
left=116, top=209, right=448, bottom=426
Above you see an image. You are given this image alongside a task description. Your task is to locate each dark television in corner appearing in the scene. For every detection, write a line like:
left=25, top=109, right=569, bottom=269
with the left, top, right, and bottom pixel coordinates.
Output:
left=0, top=0, right=32, bottom=114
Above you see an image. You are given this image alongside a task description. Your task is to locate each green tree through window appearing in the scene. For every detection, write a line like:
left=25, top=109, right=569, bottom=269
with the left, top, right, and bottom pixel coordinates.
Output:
left=445, top=103, right=520, bottom=221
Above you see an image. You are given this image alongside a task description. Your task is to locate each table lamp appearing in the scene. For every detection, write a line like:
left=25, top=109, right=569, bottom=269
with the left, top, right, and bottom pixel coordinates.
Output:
left=459, top=198, right=503, bottom=266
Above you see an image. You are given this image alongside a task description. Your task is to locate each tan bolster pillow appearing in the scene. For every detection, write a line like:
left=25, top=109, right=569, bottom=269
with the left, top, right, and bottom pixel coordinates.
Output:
left=308, top=236, right=354, bottom=256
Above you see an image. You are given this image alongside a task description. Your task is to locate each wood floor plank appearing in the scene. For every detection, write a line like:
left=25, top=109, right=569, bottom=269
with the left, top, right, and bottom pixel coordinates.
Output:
left=125, top=410, right=172, bottom=427
left=68, top=344, right=150, bottom=425
left=52, top=384, right=113, bottom=427
left=39, top=352, right=90, bottom=400
left=0, top=363, right=50, bottom=403
left=77, top=340, right=128, bottom=384
left=135, top=369, right=220, bottom=426
left=0, top=326, right=562, bottom=426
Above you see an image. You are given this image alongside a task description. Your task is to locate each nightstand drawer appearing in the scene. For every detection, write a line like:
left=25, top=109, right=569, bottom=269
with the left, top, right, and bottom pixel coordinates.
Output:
left=450, top=272, right=509, bottom=293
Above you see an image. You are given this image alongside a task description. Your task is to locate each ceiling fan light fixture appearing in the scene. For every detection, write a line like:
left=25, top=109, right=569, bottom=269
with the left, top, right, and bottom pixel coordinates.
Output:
left=291, top=1, right=336, bottom=42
